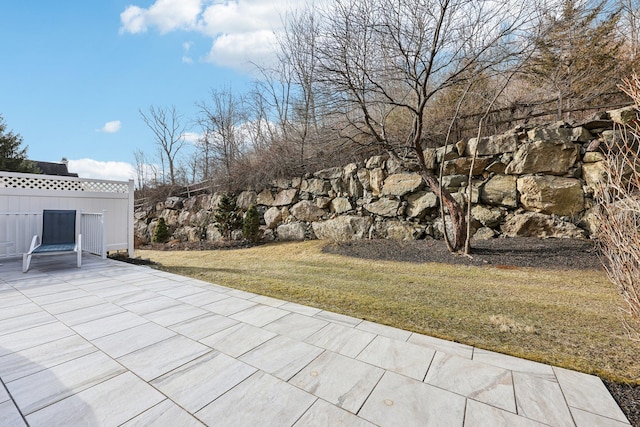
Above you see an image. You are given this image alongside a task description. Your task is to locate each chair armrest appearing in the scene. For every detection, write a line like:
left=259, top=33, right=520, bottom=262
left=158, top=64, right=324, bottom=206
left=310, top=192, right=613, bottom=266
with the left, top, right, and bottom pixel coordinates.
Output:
left=27, top=235, right=40, bottom=254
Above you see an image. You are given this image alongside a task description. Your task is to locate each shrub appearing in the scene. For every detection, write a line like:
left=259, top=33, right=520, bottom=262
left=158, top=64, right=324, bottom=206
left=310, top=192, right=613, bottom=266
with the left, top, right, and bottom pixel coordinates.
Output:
left=243, top=205, right=261, bottom=243
left=595, top=74, right=640, bottom=341
left=152, top=217, right=170, bottom=243
left=214, top=194, right=243, bottom=239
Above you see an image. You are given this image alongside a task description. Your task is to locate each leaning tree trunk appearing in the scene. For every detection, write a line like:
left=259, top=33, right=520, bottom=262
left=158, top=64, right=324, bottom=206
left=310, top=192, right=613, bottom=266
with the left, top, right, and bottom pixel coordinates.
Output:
left=418, top=169, right=467, bottom=252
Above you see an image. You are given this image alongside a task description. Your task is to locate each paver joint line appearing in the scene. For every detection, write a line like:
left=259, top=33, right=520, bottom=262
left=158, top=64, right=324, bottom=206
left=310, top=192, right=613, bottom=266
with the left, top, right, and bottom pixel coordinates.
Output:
left=0, top=255, right=631, bottom=427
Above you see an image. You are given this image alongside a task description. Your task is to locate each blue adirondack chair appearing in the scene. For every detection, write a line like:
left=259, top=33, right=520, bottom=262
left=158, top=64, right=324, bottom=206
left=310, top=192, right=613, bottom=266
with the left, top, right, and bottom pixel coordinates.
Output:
left=23, top=210, right=82, bottom=272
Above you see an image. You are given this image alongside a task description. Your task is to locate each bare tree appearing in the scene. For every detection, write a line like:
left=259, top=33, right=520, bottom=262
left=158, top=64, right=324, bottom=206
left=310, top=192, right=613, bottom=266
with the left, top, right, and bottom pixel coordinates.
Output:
left=196, top=87, right=248, bottom=189
left=139, top=105, right=186, bottom=186
left=309, top=0, right=536, bottom=251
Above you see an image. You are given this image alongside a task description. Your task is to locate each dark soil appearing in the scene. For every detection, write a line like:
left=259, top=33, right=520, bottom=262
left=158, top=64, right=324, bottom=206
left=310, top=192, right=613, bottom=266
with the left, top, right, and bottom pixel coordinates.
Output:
left=322, top=236, right=603, bottom=270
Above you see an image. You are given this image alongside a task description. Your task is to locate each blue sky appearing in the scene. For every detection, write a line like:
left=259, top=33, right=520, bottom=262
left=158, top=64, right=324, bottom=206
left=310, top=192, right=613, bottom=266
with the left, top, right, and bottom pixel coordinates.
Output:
left=0, top=1, right=291, bottom=181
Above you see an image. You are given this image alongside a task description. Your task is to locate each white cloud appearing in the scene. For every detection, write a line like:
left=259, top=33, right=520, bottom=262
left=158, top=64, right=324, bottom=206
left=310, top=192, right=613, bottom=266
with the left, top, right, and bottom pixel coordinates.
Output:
left=120, top=0, right=202, bottom=34
left=182, top=131, right=202, bottom=143
left=99, top=120, right=122, bottom=133
left=68, top=159, right=135, bottom=181
left=119, top=0, right=295, bottom=70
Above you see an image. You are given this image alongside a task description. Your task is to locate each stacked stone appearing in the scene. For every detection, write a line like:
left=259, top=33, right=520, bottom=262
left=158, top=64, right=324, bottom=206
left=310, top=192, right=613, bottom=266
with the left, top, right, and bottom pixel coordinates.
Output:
left=134, top=107, right=635, bottom=244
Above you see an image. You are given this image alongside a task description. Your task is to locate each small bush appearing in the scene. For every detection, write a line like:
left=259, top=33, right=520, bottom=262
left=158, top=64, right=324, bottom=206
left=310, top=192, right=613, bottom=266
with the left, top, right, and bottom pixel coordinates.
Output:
left=243, top=205, right=261, bottom=243
left=214, top=194, right=243, bottom=239
left=152, top=217, right=170, bottom=243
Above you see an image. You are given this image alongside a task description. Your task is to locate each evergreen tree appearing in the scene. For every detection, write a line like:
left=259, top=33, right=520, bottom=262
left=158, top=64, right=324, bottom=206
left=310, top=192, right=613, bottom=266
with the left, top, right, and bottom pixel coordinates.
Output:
left=243, top=204, right=261, bottom=243
left=0, top=114, right=39, bottom=173
left=152, top=217, right=170, bottom=243
left=214, top=194, right=242, bottom=239
left=525, top=0, right=627, bottom=119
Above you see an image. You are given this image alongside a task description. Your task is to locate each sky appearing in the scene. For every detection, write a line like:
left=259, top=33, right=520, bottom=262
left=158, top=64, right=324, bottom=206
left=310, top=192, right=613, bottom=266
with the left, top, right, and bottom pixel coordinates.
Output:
left=0, top=0, right=296, bottom=182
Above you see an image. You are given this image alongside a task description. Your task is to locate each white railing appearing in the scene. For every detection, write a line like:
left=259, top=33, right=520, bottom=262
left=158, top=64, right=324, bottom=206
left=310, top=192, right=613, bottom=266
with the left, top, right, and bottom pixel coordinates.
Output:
left=0, top=211, right=108, bottom=259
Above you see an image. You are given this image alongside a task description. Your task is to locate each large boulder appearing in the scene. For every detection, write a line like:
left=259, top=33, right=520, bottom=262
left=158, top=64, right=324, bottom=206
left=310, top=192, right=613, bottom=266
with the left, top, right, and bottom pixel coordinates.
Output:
left=161, top=209, right=180, bottom=226
left=369, top=168, right=386, bottom=195
left=314, top=167, right=343, bottom=180
left=357, top=169, right=371, bottom=191
left=331, top=197, right=353, bottom=214
left=608, top=106, right=638, bottom=126
left=381, top=173, right=423, bottom=197
left=442, top=157, right=490, bottom=176
left=290, top=200, right=326, bottom=222
left=165, top=196, right=184, bottom=210
left=466, top=133, right=518, bottom=156
left=263, top=207, right=282, bottom=229
left=471, top=205, right=503, bottom=228
left=301, top=178, right=331, bottom=196
left=312, top=216, right=373, bottom=241
left=256, top=189, right=275, bottom=206
left=502, top=212, right=585, bottom=238
left=272, top=189, right=298, bottom=206
left=422, top=148, right=437, bottom=170
left=505, top=141, right=579, bottom=175
left=364, top=198, right=402, bottom=217
left=236, top=191, right=257, bottom=209
left=517, top=175, right=584, bottom=216
left=406, top=191, right=438, bottom=218
left=480, top=175, right=518, bottom=208
left=582, top=162, right=607, bottom=193
left=383, top=220, right=423, bottom=240
left=277, top=222, right=307, bottom=241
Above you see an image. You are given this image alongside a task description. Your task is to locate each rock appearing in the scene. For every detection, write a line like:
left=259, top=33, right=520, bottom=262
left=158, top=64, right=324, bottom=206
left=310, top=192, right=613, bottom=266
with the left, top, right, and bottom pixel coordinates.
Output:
left=331, top=197, right=353, bottom=214
left=364, top=198, right=402, bottom=217
left=312, top=216, right=373, bottom=241
left=517, top=175, right=584, bottom=216
left=386, top=156, right=404, bottom=174
left=505, top=140, right=579, bottom=175
left=165, top=196, right=184, bottom=210
left=572, top=127, right=593, bottom=143
left=272, top=188, right=298, bottom=206
left=330, top=177, right=346, bottom=194
left=177, top=210, right=192, bottom=225
left=381, top=173, right=423, bottom=196
left=206, top=224, right=222, bottom=240
left=384, top=220, right=422, bottom=240
left=290, top=200, right=326, bottom=222
left=406, top=191, right=438, bottom=218
left=236, top=191, right=257, bottom=209
left=263, top=207, right=282, bottom=229
left=471, top=205, right=503, bottom=228
left=582, top=162, right=607, bottom=193
left=314, top=167, right=343, bottom=180
left=346, top=175, right=364, bottom=198
left=209, top=193, right=223, bottom=211
left=366, top=155, right=385, bottom=169
left=422, top=148, right=437, bottom=170
left=231, top=230, right=244, bottom=241
left=486, top=161, right=507, bottom=174
left=608, top=106, right=638, bottom=126
left=441, top=174, right=467, bottom=192
left=369, top=168, right=386, bottom=195
left=277, top=222, right=307, bottom=241
left=442, top=157, right=490, bottom=176
left=466, top=133, right=518, bottom=156
left=161, top=209, right=180, bottom=226
left=579, top=206, right=602, bottom=236
left=473, top=227, right=496, bottom=240
left=256, top=189, right=274, bottom=206
left=357, top=169, right=371, bottom=190
left=436, top=145, right=459, bottom=162
left=301, top=178, right=331, bottom=196
left=502, top=212, right=585, bottom=238
left=344, top=163, right=358, bottom=176
left=271, top=178, right=291, bottom=189
left=455, top=140, right=467, bottom=156
left=527, top=127, right=574, bottom=143
left=315, top=197, right=332, bottom=209
left=480, top=175, right=518, bottom=208
left=583, top=151, right=605, bottom=163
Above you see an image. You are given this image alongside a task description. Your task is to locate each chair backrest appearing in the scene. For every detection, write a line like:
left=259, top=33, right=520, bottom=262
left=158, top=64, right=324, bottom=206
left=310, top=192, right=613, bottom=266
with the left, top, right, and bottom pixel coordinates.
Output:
left=41, top=210, right=76, bottom=245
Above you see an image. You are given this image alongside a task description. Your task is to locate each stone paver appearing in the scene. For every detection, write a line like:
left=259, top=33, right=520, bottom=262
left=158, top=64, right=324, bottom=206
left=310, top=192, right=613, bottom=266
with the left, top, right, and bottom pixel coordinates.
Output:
left=0, top=255, right=631, bottom=426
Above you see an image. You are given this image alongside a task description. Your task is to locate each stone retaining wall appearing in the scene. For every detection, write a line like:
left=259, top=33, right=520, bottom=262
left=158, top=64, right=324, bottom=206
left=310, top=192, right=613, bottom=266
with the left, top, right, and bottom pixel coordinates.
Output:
left=134, top=107, right=635, bottom=244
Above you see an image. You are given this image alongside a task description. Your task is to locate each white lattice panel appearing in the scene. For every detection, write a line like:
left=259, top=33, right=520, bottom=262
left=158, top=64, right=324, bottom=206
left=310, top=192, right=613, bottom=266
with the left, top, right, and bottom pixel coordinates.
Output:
left=0, top=175, right=129, bottom=193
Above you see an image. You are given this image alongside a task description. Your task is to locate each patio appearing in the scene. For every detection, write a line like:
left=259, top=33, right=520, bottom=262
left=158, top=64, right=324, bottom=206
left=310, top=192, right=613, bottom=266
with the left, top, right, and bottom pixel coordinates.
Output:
left=0, top=254, right=631, bottom=426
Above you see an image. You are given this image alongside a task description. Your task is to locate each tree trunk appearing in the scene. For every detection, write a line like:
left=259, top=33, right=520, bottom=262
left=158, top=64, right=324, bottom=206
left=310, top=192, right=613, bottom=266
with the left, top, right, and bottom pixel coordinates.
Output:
left=418, top=169, right=467, bottom=252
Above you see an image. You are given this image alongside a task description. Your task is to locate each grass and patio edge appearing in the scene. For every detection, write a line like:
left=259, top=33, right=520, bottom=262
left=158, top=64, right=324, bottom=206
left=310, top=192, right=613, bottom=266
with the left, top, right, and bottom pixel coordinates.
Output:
left=139, top=240, right=640, bottom=385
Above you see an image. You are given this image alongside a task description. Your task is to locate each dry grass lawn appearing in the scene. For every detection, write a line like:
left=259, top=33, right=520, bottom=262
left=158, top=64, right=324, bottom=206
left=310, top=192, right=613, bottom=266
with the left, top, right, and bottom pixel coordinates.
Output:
left=138, top=240, right=640, bottom=384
